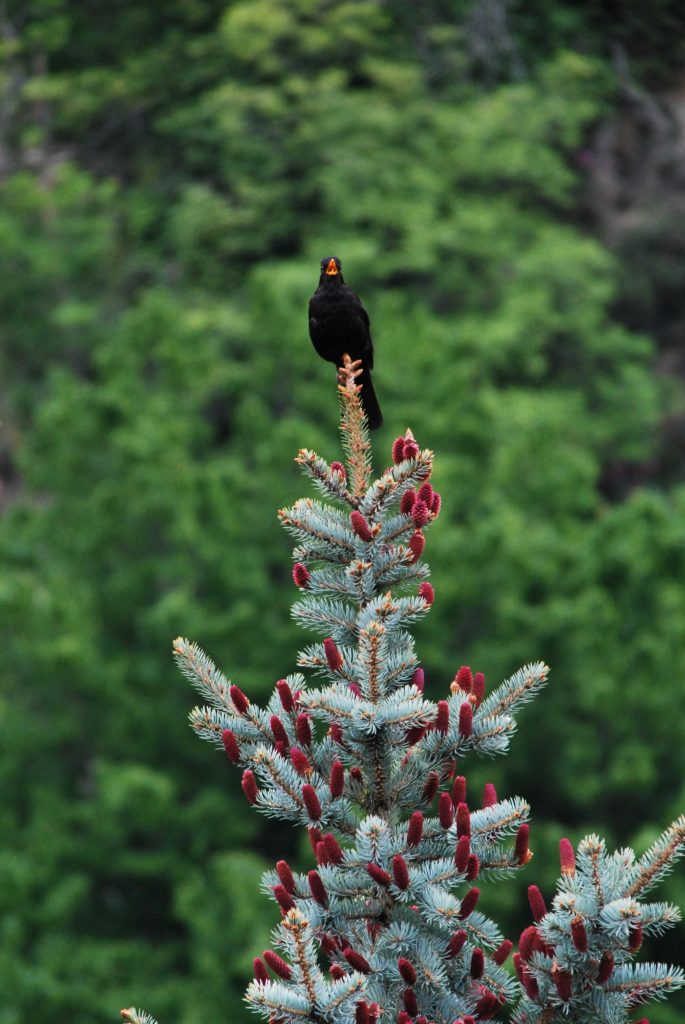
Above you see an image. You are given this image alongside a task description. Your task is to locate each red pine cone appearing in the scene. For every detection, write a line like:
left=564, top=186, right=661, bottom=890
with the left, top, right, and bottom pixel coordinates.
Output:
left=552, top=965, right=572, bottom=1002
left=263, top=949, right=292, bottom=980
left=272, top=884, right=295, bottom=912
left=513, top=951, right=524, bottom=981
left=403, top=439, right=420, bottom=460
left=307, top=870, right=328, bottom=907
left=253, top=956, right=269, bottom=982
left=292, top=562, right=311, bottom=588
left=430, top=491, right=441, bottom=517
left=392, top=854, right=410, bottom=890
left=475, top=991, right=499, bottom=1020
left=447, top=929, right=468, bottom=957
left=417, top=482, right=433, bottom=506
left=355, top=1003, right=369, bottom=1024
left=438, top=792, right=454, bottom=829
left=230, top=684, right=250, bottom=715
left=628, top=923, right=643, bottom=952
left=367, top=862, right=391, bottom=887
left=402, top=988, right=418, bottom=1016
left=456, top=802, right=471, bottom=837
left=330, top=460, right=346, bottom=480
left=559, top=837, right=576, bottom=874
left=323, top=832, right=344, bottom=864
left=452, top=775, right=467, bottom=805
left=518, top=926, right=537, bottom=961
left=519, top=962, right=539, bottom=999
left=276, top=679, right=294, bottom=712
left=514, top=823, right=531, bottom=864
left=330, top=964, right=344, bottom=979
left=324, top=637, right=343, bottom=672
left=408, top=531, right=425, bottom=563
left=290, top=747, right=312, bottom=776
left=435, top=699, right=449, bottom=732
left=493, top=939, right=513, bottom=965
left=400, top=489, right=417, bottom=514
left=351, top=510, right=373, bottom=542
left=276, top=860, right=296, bottom=894
left=407, top=811, right=424, bottom=847
left=470, top=948, right=485, bottom=979
left=222, top=729, right=240, bottom=763
left=466, top=853, right=480, bottom=880
left=418, top=581, right=434, bottom=605
left=528, top=885, right=547, bottom=922
left=329, top=722, right=343, bottom=743
left=343, top=947, right=371, bottom=974
left=455, top=666, right=473, bottom=692
left=329, top=760, right=344, bottom=798
left=472, top=671, right=485, bottom=705
left=241, top=769, right=258, bottom=804
left=396, top=1014, right=411, bottom=1024
left=295, top=713, right=312, bottom=747
left=482, top=782, right=497, bottom=807
left=302, top=783, right=322, bottom=820
left=455, top=835, right=471, bottom=873
left=398, top=958, right=416, bottom=985
left=315, top=841, right=329, bottom=866
left=458, top=702, right=473, bottom=737
left=571, top=915, right=588, bottom=952
left=270, top=715, right=289, bottom=747
left=411, top=667, right=425, bottom=692
left=392, top=436, right=406, bottom=464
left=411, top=499, right=430, bottom=528
left=459, top=887, right=480, bottom=919
left=598, top=951, right=614, bottom=983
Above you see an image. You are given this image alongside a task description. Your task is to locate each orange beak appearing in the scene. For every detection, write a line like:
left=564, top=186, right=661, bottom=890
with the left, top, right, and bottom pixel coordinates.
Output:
left=325, top=259, right=339, bottom=276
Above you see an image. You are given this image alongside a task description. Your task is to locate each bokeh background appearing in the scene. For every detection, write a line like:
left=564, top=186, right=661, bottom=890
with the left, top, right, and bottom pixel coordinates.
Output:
left=2, top=1, right=685, bottom=1022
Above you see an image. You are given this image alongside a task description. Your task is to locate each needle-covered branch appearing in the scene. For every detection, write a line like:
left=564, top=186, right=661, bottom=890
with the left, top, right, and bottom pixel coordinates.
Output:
left=512, top=832, right=685, bottom=1024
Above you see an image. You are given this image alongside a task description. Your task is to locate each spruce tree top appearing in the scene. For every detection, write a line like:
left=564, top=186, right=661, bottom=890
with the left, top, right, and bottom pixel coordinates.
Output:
left=123, top=357, right=685, bottom=1024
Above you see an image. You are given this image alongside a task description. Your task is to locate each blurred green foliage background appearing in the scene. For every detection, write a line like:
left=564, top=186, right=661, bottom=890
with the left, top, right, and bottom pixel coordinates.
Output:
left=2, top=1, right=685, bottom=1022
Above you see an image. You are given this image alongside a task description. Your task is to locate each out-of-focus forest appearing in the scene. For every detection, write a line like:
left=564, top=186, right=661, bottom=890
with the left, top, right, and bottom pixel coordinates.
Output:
left=2, top=1, right=685, bottom=1022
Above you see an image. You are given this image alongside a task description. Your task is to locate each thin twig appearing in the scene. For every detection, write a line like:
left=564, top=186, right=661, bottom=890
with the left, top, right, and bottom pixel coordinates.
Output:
left=337, top=354, right=372, bottom=501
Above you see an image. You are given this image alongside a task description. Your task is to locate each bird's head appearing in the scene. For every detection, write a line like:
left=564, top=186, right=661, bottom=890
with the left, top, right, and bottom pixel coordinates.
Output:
left=319, top=256, right=344, bottom=284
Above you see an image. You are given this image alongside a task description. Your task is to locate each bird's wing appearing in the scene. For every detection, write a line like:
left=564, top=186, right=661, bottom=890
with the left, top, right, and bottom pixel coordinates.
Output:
left=341, top=288, right=374, bottom=367
left=308, top=312, right=331, bottom=362
left=358, top=303, right=374, bottom=369
left=308, top=296, right=320, bottom=342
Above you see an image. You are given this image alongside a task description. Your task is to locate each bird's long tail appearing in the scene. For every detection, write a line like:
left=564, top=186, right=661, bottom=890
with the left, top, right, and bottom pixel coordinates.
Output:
left=358, top=365, right=382, bottom=430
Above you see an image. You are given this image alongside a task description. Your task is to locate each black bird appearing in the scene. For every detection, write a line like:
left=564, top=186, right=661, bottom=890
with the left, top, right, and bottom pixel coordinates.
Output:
left=308, top=256, right=382, bottom=429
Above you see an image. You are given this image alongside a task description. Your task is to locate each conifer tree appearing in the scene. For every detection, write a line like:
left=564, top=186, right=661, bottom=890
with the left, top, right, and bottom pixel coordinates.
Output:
left=123, top=358, right=685, bottom=1024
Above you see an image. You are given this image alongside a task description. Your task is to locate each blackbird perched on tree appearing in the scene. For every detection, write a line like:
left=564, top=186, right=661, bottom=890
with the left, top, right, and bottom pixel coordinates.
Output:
left=308, top=256, right=382, bottom=429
